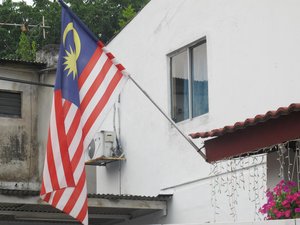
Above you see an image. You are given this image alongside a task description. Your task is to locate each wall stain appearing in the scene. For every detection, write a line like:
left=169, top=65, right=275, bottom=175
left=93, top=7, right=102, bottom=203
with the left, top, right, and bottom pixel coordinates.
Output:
left=1, top=131, right=27, bottom=164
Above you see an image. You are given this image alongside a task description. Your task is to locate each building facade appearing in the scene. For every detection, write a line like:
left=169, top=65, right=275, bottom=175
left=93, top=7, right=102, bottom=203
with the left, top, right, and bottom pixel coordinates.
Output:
left=97, top=0, right=300, bottom=224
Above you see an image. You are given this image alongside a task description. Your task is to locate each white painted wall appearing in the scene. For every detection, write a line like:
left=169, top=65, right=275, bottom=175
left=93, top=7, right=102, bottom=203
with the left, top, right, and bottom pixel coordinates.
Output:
left=96, top=0, right=300, bottom=224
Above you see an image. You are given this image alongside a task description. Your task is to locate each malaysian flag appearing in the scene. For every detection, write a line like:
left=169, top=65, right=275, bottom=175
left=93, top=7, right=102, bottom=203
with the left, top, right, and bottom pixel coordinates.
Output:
left=40, top=1, right=128, bottom=224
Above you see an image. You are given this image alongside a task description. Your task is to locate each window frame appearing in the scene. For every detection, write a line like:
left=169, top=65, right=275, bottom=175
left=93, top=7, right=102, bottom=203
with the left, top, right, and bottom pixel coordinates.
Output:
left=169, top=38, right=208, bottom=123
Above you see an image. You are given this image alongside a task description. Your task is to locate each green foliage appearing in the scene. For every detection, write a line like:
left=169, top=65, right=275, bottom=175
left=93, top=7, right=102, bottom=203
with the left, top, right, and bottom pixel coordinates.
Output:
left=118, top=5, right=135, bottom=29
left=16, top=32, right=36, bottom=61
left=0, top=0, right=150, bottom=59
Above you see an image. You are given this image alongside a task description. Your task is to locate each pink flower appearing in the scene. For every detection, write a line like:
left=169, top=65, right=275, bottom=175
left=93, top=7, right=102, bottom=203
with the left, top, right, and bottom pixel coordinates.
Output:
left=276, top=211, right=284, bottom=218
left=285, top=210, right=291, bottom=218
left=295, top=208, right=300, bottom=213
left=282, top=200, right=289, bottom=207
left=259, top=180, right=300, bottom=219
left=288, top=181, right=297, bottom=187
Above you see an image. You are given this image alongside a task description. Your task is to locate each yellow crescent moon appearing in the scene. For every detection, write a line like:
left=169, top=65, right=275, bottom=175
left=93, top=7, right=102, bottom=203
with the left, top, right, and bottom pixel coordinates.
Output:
left=63, top=22, right=81, bottom=59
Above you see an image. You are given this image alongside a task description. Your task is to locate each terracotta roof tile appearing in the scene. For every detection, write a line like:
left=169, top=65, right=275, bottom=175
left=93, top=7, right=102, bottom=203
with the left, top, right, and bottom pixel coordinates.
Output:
left=190, top=103, right=300, bottom=139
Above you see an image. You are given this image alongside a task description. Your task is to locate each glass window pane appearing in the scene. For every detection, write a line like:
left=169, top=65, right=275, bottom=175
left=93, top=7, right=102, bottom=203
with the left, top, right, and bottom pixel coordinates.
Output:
left=171, top=50, right=189, bottom=123
left=191, top=43, right=208, bottom=117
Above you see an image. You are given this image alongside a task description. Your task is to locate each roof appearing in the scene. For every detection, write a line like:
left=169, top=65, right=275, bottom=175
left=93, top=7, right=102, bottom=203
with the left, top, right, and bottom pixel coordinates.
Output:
left=0, top=188, right=171, bottom=201
left=0, top=57, right=46, bottom=67
left=190, top=103, right=300, bottom=139
left=0, top=188, right=172, bottom=225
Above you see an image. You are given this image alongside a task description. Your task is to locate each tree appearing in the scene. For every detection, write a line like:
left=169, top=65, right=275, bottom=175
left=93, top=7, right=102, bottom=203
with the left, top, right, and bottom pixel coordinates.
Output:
left=16, top=32, right=36, bottom=61
left=0, top=0, right=150, bottom=59
left=118, top=4, right=135, bottom=29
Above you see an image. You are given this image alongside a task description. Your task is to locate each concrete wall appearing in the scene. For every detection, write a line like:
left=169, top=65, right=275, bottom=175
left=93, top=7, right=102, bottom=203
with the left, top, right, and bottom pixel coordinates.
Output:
left=0, top=64, right=41, bottom=190
left=96, top=0, right=300, bottom=224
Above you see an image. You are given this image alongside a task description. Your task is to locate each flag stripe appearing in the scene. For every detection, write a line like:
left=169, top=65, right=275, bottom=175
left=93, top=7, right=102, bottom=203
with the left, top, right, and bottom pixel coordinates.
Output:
left=53, top=91, right=74, bottom=187
left=66, top=109, right=81, bottom=143
left=82, top=71, right=123, bottom=140
left=63, top=171, right=86, bottom=213
left=41, top=142, right=53, bottom=194
left=71, top=138, right=84, bottom=172
left=64, top=103, right=78, bottom=132
left=52, top=189, right=65, bottom=207
left=77, top=198, right=88, bottom=222
left=80, top=65, right=117, bottom=126
left=43, top=193, right=51, bottom=202
left=56, top=188, right=74, bottom=210
left=70, top=182, right=87, bottom=217
left=79, top=52, right=107, bottom=98
left=68, top=125, right=82, bottom=160
left=46, top=132, right=59, bottom=191
left=78, top=47, right=103, bottom=89
left=80, top=59, right=112, bottom=112
left=83, top=75, right=128, bottom=149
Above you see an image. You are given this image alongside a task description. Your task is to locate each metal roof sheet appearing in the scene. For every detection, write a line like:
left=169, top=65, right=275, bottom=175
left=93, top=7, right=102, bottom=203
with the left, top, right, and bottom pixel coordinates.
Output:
left=0, top=57, right=46, bottom=66
left=190, top=103, right=300, bottom=139
left=0, top=188, right=171, bottom=201
left=0, top=188, right=171, bottom=225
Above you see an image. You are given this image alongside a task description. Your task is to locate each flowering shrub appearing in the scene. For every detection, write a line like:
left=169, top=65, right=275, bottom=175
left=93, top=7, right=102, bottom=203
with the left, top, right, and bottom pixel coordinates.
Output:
left=259, top=180, right=300, bottom=219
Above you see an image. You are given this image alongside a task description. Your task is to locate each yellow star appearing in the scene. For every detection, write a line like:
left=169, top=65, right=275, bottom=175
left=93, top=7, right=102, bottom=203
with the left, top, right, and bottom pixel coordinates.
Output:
left=63, top=45, right=77, bottom=79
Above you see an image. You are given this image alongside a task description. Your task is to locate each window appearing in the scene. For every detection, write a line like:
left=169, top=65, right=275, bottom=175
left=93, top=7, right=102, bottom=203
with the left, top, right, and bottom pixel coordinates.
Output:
left=0, top=90, right=22, bottom=118
left=170, top=39, right=208, bottom=123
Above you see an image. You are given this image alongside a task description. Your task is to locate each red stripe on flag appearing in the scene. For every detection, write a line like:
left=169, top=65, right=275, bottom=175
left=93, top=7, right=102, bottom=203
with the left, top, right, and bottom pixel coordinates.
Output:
left=54, top=91, right=75, bottom=187
left=82, top=71, right=123, bottom=139
left=51, top=189, right=65, bottom=207
left=97, top=41, right=104, bottom=48
left=116, top=64, right=125, bottom=71
left=71, top=139, right=84, bottom=170
left=78, top=47, right=103, bottom=90
left=40, top=181, right=46, bottom=195
left=80, top=59, right=112, bottom=112
left=63, top=171, right=86, bottom=214
left=63, top=100, right=72, bottom=115
left=76, top=198, right=88, bottom=222
left=46, top=131, right=59, bottom=190
left=43, top=193, right=51, bottom=202
left=66, top=110, right=81, bottom=144
left=106, top=52, right=114, bottom=60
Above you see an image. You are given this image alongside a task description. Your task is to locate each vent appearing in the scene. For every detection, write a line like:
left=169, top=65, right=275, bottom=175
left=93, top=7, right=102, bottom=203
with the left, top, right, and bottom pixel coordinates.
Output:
left=0, top=91, right=22, bottom=118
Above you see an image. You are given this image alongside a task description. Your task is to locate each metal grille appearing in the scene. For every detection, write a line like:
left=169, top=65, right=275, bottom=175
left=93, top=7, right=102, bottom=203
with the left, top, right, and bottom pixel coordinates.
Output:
left=0, top=91, right=21, bottom=117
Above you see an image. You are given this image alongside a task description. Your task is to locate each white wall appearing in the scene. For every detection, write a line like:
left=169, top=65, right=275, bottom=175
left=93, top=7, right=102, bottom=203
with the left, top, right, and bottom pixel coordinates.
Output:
left=97, top=0, right=300, bottom=224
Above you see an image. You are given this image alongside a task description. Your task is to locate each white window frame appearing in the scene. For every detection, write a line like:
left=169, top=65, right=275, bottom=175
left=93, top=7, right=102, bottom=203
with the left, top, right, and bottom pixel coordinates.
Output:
left=168, top=38, right=208, bottom=123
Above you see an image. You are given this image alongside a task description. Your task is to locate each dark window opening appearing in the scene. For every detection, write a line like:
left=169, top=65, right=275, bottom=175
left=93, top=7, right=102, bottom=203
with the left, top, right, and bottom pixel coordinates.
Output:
left=0, top=91, right=22, bottom=118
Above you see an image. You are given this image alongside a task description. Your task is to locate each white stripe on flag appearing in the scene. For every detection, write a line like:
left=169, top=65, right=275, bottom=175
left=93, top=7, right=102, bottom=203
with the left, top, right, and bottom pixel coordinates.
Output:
left=50, top=99, right=67, bottom=188
left=42, top=156, right=53, bottom=193
left=80, top=52, right=107, bottom=96
left=80, top=65, right=117, bottom=125
left=83, top=76, right=128, bottom=150
left=65, top=104, right=78, bottom=133
left=70, top=182, right=87, bottom=218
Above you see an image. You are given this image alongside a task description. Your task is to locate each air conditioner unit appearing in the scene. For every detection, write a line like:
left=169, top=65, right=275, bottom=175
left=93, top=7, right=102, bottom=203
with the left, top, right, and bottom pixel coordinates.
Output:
left=86, top=131, right=117, bottom=160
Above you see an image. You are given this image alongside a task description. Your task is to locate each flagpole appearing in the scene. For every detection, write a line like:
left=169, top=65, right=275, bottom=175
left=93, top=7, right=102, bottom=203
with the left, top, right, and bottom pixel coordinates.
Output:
left=127, top=75, right=207, bottom=160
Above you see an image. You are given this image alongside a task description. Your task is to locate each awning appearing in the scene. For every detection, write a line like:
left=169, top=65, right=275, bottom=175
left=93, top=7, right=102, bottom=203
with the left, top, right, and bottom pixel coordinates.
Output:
left=0, top=189, right=171, bottom=225
left=190, top=103, right=300, bottom=163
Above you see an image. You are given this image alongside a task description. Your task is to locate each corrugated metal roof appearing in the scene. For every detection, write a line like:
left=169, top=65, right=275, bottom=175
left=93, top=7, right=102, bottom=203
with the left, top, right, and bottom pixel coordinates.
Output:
left=0, top=188, right=171, bottom=201
left=190, top=103, right=300, bottom=139
left=0, top=188, right=171, bottom=224
left=0, top=57, right=46, bottom=66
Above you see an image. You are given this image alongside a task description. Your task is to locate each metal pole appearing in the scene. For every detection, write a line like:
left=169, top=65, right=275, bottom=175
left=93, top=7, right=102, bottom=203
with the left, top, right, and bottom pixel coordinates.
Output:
left=0, top=22, right=50, bottom=28
left=42, top=16, right=46, bottom=39
left=128, top=75, right=206, bottom=160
